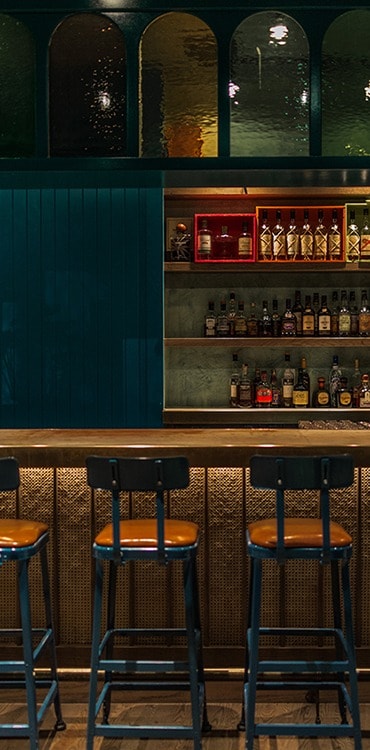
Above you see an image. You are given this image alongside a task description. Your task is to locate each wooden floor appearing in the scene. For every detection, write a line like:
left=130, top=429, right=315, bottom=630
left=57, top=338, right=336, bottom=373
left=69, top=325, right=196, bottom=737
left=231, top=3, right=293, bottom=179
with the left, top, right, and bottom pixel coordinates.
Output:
left=1, top=679, right=370, bottom=749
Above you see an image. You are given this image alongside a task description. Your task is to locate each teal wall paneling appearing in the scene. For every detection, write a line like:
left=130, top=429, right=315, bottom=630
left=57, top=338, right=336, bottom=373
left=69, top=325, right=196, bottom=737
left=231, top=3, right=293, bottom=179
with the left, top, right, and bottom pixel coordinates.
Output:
left=0, top=186, right=163, bottom=428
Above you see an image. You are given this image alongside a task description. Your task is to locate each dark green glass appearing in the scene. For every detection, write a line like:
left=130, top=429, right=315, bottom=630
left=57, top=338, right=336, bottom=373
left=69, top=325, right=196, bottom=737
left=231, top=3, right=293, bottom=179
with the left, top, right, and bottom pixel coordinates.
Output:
left=0, top=14, right=35, bottom=157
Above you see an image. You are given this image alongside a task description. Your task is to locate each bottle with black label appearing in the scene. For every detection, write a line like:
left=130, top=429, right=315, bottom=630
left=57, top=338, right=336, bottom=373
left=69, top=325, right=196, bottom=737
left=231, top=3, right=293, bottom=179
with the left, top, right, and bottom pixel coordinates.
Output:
left=197, top=218, right=212, bottom=259
left=282, top=353, right=294, bottom=407
left=337, top=377, right=352, bottom=408
left=238, top=221, right=253, bottom=260
left=281, top=298, right=297, bottom=336
left=293, top=367, right=309, bottom=408
left=238, top=363, right=252, bottom=408
left=229, top=353, right=240, bottom=407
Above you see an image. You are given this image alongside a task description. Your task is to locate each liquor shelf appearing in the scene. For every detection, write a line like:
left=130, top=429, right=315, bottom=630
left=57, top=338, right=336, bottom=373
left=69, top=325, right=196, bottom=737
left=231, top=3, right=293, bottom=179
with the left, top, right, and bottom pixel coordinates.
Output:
left=163, top=407, right=370, bottom=425
left=165, top=336, right=370, bottom=347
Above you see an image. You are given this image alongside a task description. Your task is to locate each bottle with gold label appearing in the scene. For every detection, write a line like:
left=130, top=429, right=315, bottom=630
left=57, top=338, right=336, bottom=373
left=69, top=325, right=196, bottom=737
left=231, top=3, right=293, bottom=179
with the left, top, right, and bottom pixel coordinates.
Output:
left=312, top=377, right=330, bottom=408
left=358, top=290, right=370, bottom=336
left=255, top=370, right=272, bottom=408
left=337, top=377, right=352, bottom=408
left=292, top=367, right=309, bottom=408
left=359, top=373, right=370, bottom=408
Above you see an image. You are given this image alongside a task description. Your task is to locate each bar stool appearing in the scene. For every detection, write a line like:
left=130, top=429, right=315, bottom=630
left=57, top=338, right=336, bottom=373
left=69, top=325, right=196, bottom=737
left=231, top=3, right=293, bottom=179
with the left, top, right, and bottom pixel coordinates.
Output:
left=239, top=454, right=361, bottom=750
left=0, top=456, right=65, bottom=749
left=85, top=454, right=210, bottom=750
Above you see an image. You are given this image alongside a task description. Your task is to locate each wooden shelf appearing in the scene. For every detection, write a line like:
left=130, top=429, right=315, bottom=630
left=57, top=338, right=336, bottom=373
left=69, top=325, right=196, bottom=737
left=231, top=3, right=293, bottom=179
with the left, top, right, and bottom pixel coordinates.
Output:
left=165, top=337, right=370, bottom=347
left=164, top=261, right=370, bottom=273
left=163, top=407, right=368, bottom=425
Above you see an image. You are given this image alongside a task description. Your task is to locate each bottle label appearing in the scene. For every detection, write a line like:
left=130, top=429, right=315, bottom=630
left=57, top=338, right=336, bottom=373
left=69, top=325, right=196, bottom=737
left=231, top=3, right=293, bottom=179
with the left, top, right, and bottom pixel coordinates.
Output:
left=234, top=319, right=247, bottom=336
left=281, top=320, right=296, bottom=335
left=238, top=236, right=252, bottom=258
left=256, top=386, right=272, bottom=405
left=293, top=390, right=309, bottom=406
left=328, top=235, right=341, bottom=259
left=197, top=234, right=211, bottom=257
left=338, top=391, right=352, bottom=407
left=302, top=316, right=315, bottom=334
left=300, top=235, right=313, bottom=259
left=286, top=234, right=298, bottom=258
left=259, top=232, right=272, bottom=260
left=318, top=314, right=331, bottom=334
left=360, top=390, right=370, bottom=407
left=346, top=235, right=360, bottom=261
left=339, top=313, right=351, bottom=333
left=359, top=313, right=370, bottom=334
left=239, top=384, right=252, bottom=407
left=360, top=234, right=370, bottom=260
left=272, top=234, right=285, bottom=260
left=317, top=391, right=330, bottom=406
left=282, top=384, right=294, bottom=399
left=205, top=318, right=216, bottom=336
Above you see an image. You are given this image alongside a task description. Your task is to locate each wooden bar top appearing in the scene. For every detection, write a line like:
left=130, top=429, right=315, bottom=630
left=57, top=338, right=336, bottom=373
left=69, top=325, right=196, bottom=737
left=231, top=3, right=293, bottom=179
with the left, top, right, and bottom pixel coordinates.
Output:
left=0, top=428, right=368, bottom=467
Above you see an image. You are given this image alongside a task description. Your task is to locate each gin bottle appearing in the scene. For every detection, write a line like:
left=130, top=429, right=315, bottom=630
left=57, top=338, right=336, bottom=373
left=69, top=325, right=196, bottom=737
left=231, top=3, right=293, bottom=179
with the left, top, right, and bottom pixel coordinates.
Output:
left=346, top=210, right=360, bottom=262
left=258, top=210, right=272, bottom=260
left=360, top=207, right=370, bottom=261
left=300, top=210, right=313, bottom=260
left=313, top=209, right=327, bottom=260
left=272, top=210, right=286, bottom=260
left=328, top=209, right=342, bottom=260
left=286, top=210, right=299, bottom=260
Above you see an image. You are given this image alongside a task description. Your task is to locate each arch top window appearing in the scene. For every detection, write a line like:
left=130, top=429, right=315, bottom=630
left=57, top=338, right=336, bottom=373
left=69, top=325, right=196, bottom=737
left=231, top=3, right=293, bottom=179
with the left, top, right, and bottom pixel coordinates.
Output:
left=230, top=11, right=309, bottom=157
left=139, top=12, right=218, bottom=158
left=49, top=13, right=126, bottom=157
left=0, top=14, right=35, bottom=157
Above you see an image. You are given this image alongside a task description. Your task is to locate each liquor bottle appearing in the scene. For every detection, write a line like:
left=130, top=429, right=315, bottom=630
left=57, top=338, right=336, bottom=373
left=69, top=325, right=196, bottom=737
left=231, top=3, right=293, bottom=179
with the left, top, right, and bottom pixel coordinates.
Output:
left=358, top=289, right=370, bottom=336
left=216, top=300, right=230, bottom=337
left=346, top=210, right=360, bottom=262
left=312, top=377, right=330, bottom=408
left=351, top=358, right=362, bottom=408
left=300, top=209, right=313, bottom=260
left=282, top=353, right=294, bottom=407
left=280, top=298, right=297, bottom=336
left=238, top=221, right=253, bottom=260
left=238, top=363, right=252, bottom=408
left=359, top=373, right=370, bottom=408
left=292, top=367, right=309, bottom=408
left=213, top=225, right=237, bottom=259
left=331, top=290, right=339, bottom=336
left=313, top=209, right=327, bottom=260
left=229, top=353, right=240, bottom=407
left=328, top=209, right=342, bottom=260
left=329, top=355, right=342, bottom=407
left=259, top=300, right=272, bottom=336
left=292, top=290, right=303, bottom=336
left=272, top=210, right=286, bottom=260
left=258, top=210, right=272, bottom=260
left=246, top=302, right=259, bottom=337
left=227, top=291, right=237, bottom=336
left=312, top=291, right=320, bottom=335
left=272, top=299, right=281, bottom=337
left=337, top=377, right=352, bottom=408
left=349, top=290, right=358, bottom=336
left=360, top=207, right=370, bottom=261
left=300, top=356, right=310, bottom=395
left=234, top=300, right=248, bottom=337
left=197, top=218, right=212, bottom=259
left=204, top=300, right=217, bottom=337
left=255, top=370, right=272, bottom=408
left=252, top=367, right=261, bottom=407
left=302, top=294, right=315, bottom=337
left=270, top=368, right=282, bottom=407
left=317, top=294, right=331, bottom=337
left=286, top=210, right=299, bottom=260
left=338, top=289, right=351, bottom=337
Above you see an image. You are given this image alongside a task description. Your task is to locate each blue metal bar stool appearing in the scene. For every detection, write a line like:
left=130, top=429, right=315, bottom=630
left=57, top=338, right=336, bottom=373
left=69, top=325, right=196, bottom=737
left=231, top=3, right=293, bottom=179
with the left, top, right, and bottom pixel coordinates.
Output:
left=238, top=454, right=362, bottom=750
left=86, top=454, right=210, bottom=750
left=0, top=456, right=65, bottom=749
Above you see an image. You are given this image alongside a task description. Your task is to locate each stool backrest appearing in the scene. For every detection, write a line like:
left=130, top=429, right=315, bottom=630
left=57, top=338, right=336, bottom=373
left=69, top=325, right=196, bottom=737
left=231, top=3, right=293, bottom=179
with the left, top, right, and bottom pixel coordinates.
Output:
left=0, top=457, right=20, bottom=492
left=250, top=454, right=354, bottom=562
left=86, top=455, right=190, bottom=562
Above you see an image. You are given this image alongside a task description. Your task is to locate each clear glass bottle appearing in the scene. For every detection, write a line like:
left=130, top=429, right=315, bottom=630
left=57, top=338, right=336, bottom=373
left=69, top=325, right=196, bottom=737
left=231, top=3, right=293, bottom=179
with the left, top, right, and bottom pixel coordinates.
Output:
left=286, top=209, right=299, bottom=260
left=227, top=291, right=237, bottom=336
left=197, top=217, right=212, bottom=259
left=246, top=302, right=259, bottom=337
left=312, top=377, right=330, bottom=408
left=292, top=367, right=309, bottom=408
left=238, top=363, right=252, bottom=408
left=359, top=373, right=370, bottom=408
left=318, top=294, right=331, bottom=337
left=272, top=209, right=286, bottom=260
left=313, top=209, right=327, bottom=260
left=338, top=289, right=351, bottom=337
left=328, top=209, right=342, bottom=260
left=360, top=207, right=370, bottom=261
left=352, top=358, right=362, bottom=407
left=229, top=353, right=240, bottom=407
left=302, top=294, right=315, bottom=337
left=282, top=352, right=295, bottom=407
left=213, top=225, right=237, bottom=259
left=255, top=370, right=272, bottom=408
left=358, top=289, right=370, bottom=336
left=238, top=220, right=253, bottom=260
left=234, top=300, right=247, bottom=337
left=346, top=210, right=360, bottom=262
left=258, top=209, right=272, bottom=260
left=329, top=355, right=342, bottom=407
left=204, top=300, right=217, bottom=337
left=349, top=290, right=358, bottom=336
left=272, top=299, right=281, bottom=337
left=216, top=300, right=230, bottom=337
left=259, top=299, right=272, bottom=336
left=300, top=209, right=313, bottom=260
left=292, top=290, right=303, bottom=336
left=281, top=298, right=297, bottom=336
left=252, top=367, right=261, bottom=407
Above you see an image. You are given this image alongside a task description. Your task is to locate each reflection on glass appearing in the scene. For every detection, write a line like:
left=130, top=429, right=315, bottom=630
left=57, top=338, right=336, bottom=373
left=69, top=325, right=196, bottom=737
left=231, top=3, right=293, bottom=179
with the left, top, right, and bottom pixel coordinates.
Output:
left=230, top=12, right=309, bottom=156
left=0, top=14, right=35, bottom=156
left=140, top=12, right=217, bottom=157
left=322, top=10, right=370, bottom=156
left=49, top=14, right=126, bottom=156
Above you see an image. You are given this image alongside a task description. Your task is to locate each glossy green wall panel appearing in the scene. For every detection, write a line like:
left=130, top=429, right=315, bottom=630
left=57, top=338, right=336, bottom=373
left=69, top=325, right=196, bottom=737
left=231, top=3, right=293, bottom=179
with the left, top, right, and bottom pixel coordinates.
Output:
left=0, top=186, right=163, bottom=428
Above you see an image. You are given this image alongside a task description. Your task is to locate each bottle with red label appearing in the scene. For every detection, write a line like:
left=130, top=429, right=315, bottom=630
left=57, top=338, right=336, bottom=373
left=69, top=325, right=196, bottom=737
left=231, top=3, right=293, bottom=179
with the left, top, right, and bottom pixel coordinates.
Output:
left=255, top=371, right=272, bottom=408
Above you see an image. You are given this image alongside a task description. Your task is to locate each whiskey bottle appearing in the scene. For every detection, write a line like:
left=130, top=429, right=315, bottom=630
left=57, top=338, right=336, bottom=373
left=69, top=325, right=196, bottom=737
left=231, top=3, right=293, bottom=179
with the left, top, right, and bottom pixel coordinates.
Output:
left=197, top=218, right=212, bottom=259
left=328, top=209, right=342, bottom=260
left=318, top=294, right=331, bottom=337
left=238, top=221, right=253, bottom=260
left=351, top=358, right=362, bottom=407
left=216, top=300, right=230, bottom=337
left=346, top=210, right=360, bottom=262
left=246, top=302, right=259, bottom=337
left=331, top=290, right=339, bottom=336
left=234, top=301, right=248, bottom=337
left=359, top=373, right=370, bottom=408
left=292, top=290, right=303, bottom=336
left=300, top=356, right=310, bottom=395
left=358, top=289, right=370, bottom=336
left=270, top=368, right=282, bottom=407
left=338, top=290, right=351, bottom=337
left=255, top=370, right=272, bottom=408
left=302, top=295, right=315, bottom=337
left=360, top=207, right=370, bottom=261
left=229, top=353, right=240, bottom=407
left=286, top=210, right=299, bottom=260
left=227, top=291, right=237, bottom=336
left=329, top=355, right=342, bottom=407
left=204, top=301, right=217, bottom=337
left=281, top=298, right=297, bottom=336
left=300, top=210, right=313, bottom=260
left=349, top=290, right=359, bottom=336
left=282, top=353, right=294, bottom=407
left=313, top=209, right=327, bottom=260
left=272, top=299, right=281, bottom=337
left=312, top=377, right=330, bottom=408
left=238, top=363, right=252, bottom=408
left=213, top=225, right=237, bottom=259
left=252, top=367, right=261, bottom=407
left=272, top=210, right=286, bottom=260
left=292, top=367, right=309, bottom=408
left=259, top=300, right=273, bottom=336
left=258, top=209, right=272, bottom=260
left=337, top=377, right=352, bottom=408
left=312, top=291, right=320, bottom=335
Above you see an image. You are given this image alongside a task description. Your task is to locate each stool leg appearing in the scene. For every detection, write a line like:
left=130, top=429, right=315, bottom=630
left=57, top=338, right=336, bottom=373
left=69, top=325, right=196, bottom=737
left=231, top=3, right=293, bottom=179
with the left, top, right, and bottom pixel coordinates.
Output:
left=191, top=558, right=211, bottom=733
left=18, top=559, right=39, bottom=750
left=341, top=559, right=362, bottom=750
left=102, top=560, right=117, bottom=724
left=331, top=560, right=347, bottom=724
left=238, top=556, right=254, bottom=732
left=183, top=557, right=202, bottom=750
left=245, top=557, right=262, bottom=750
left=39, top=546, right=65, bottom=731
left=87, top=558, right=104, bottom=750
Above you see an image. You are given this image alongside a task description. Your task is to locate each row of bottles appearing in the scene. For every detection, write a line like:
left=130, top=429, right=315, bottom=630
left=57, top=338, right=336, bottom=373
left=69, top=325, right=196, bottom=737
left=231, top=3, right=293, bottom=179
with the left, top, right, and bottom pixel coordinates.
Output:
left=197, top=218, right=254, bottom=261
left=229, top=354, right=370, bottom=409
left=204, top=289, right=370, bottom=338
left=258, top=208, right=343, bottom=261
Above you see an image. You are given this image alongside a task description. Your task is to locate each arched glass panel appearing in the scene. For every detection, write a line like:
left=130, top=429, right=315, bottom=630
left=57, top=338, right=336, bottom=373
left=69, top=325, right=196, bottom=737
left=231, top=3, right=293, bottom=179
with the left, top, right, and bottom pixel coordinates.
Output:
left=230, top=12, right=309, bottom=156
left=322, top=10, right=370, bottom=156
left=0, top=14, right=35, bottom=157
left=49, top=13, right=126, bottom=156
left=140, top=12, right=217, bottom=157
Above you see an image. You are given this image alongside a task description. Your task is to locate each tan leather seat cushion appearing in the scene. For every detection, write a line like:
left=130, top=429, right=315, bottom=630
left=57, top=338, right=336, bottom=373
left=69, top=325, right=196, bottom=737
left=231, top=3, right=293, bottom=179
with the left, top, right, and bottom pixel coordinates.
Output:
left=248, top=517, right=352, bottom=548
left=0, top=519, right=48, bottom=547
left=95, top=519, right=199, bottom=547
